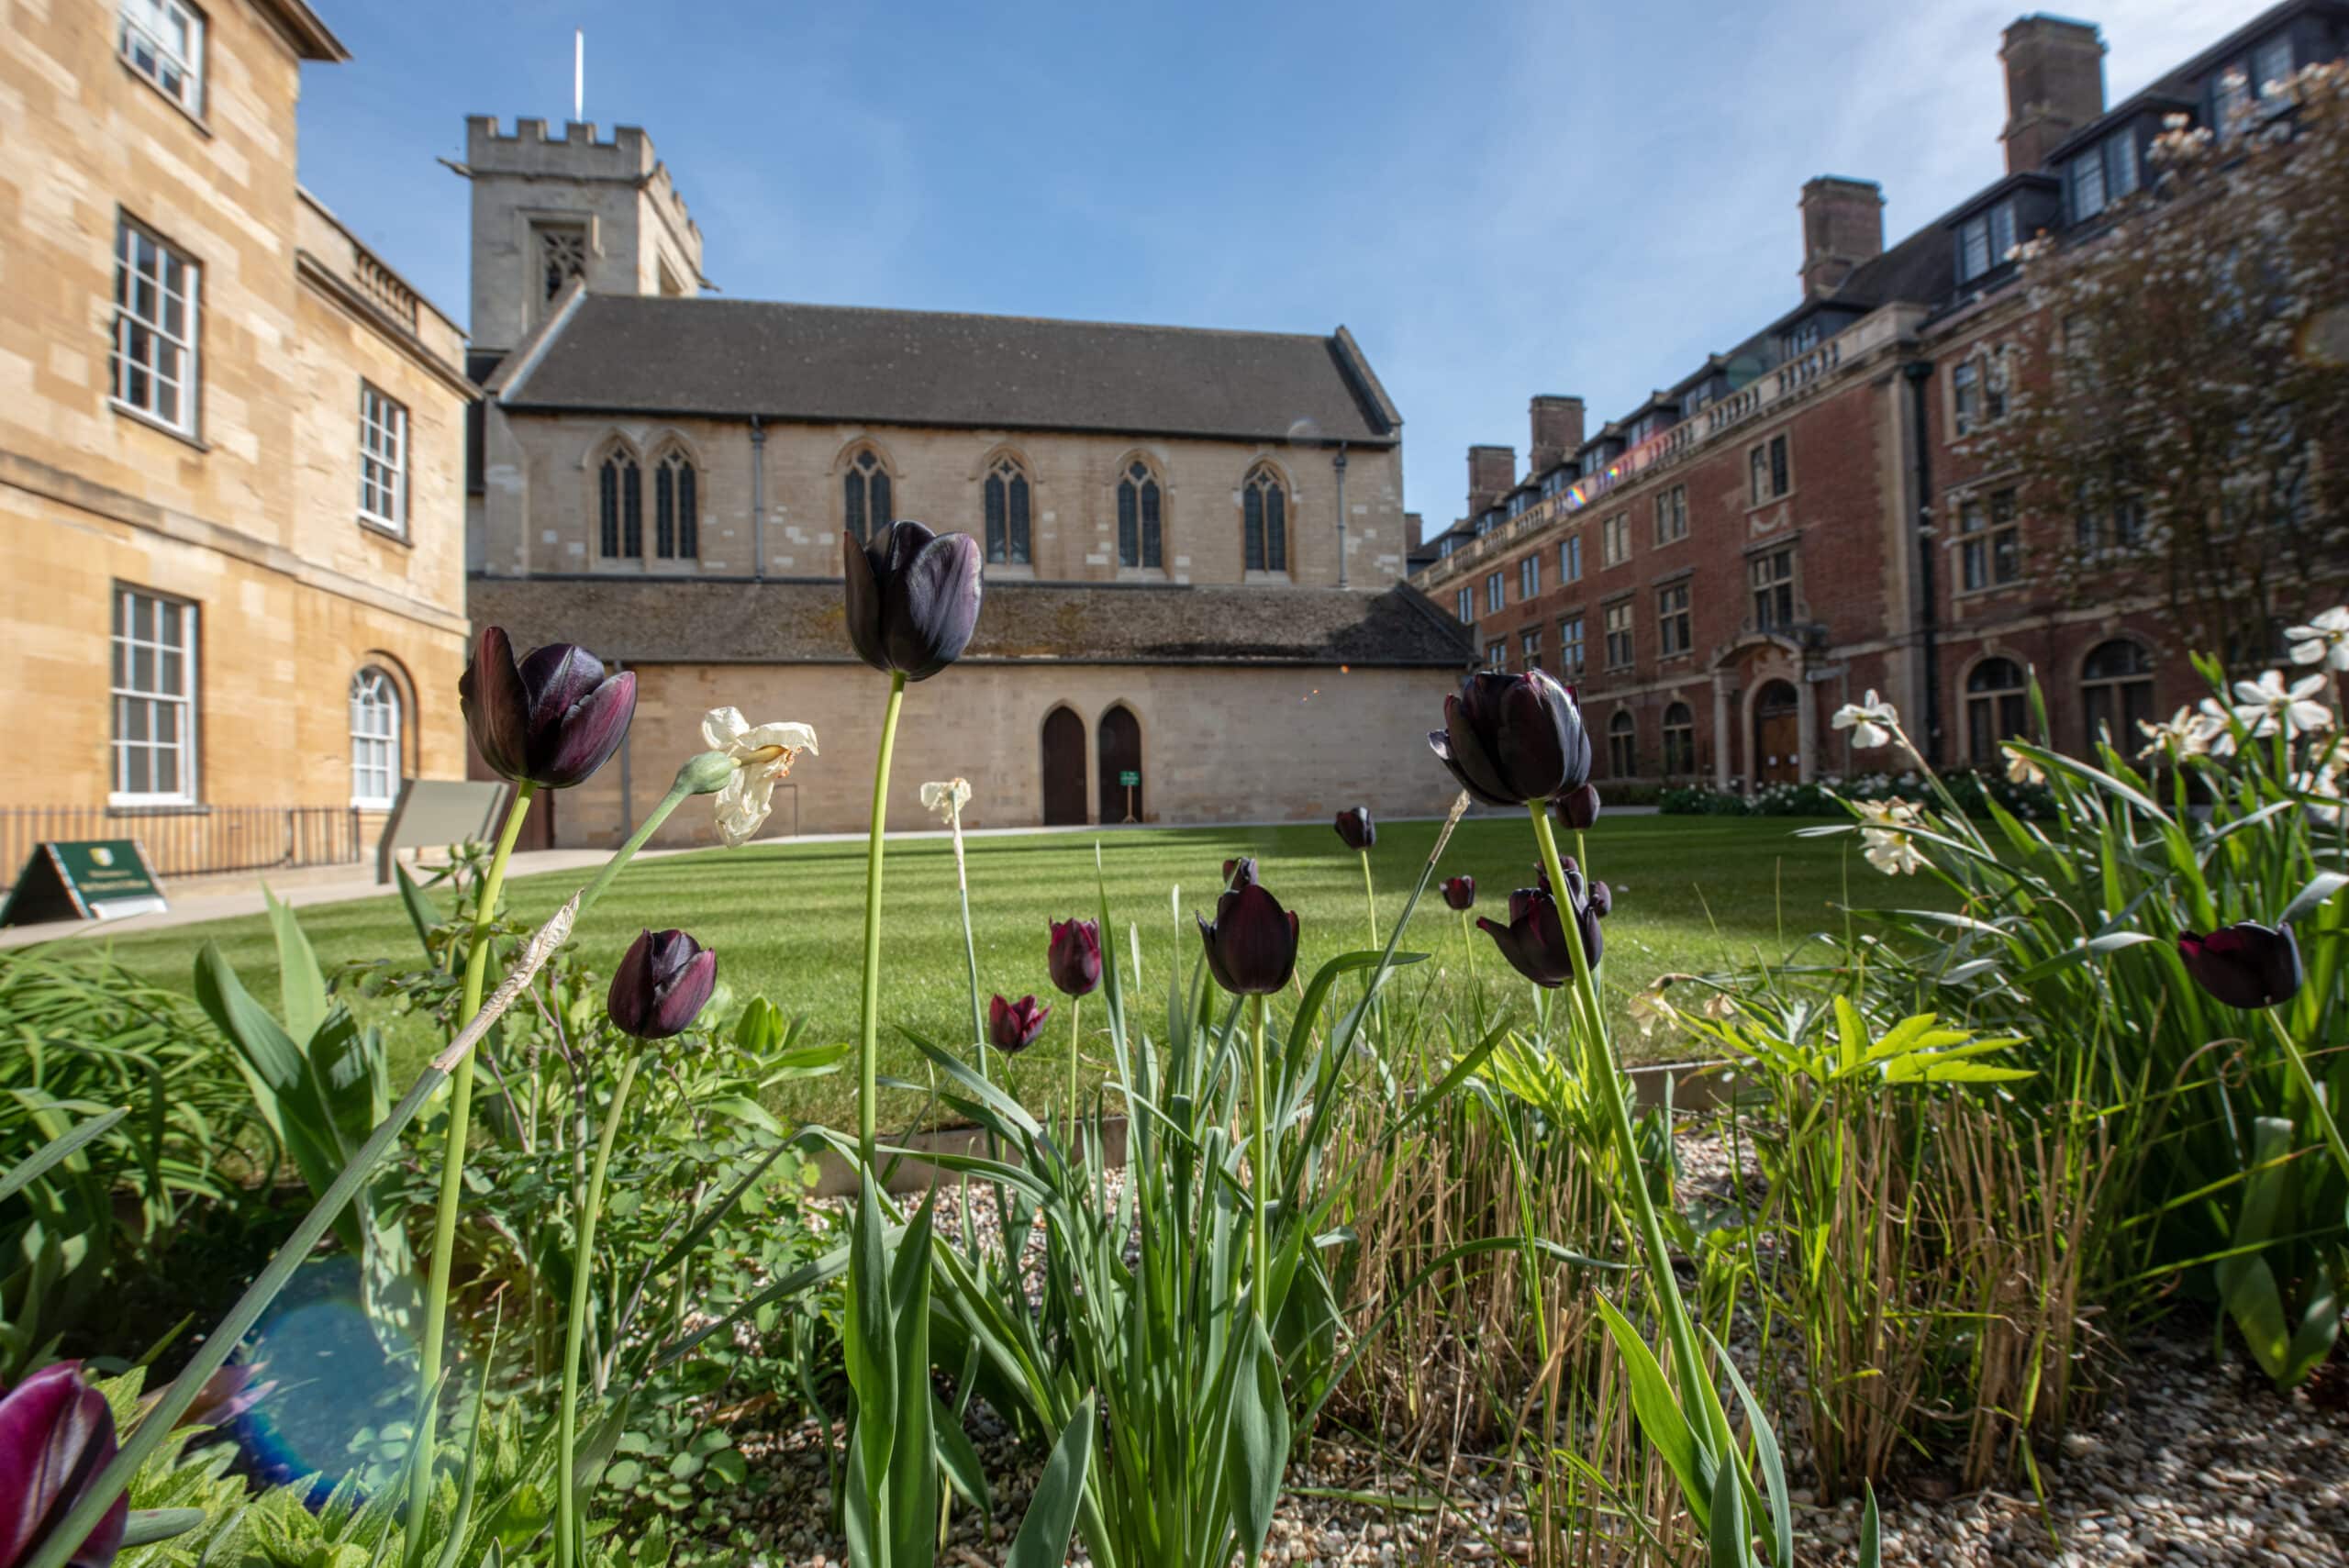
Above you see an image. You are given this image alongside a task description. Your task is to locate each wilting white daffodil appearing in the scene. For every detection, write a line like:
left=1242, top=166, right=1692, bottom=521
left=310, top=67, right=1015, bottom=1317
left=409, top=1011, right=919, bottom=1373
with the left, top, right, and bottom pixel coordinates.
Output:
left=1626, top=985, right=1670, bottom=1039
left=919, top=777, right=973, bottom=825
left=2137, top=706, right=2210, bottom=760
left=2231, top=670, right=2335, bottom=740
left=1855, top=795, right=1927, bottom=876
left=701, top=707, right=818, bottom=848
left=2004, top=744, right=2047, bottom=785
left=2286, top=606, right=2349, bottom=672
left=1831, top=690, right=1900, bottom=750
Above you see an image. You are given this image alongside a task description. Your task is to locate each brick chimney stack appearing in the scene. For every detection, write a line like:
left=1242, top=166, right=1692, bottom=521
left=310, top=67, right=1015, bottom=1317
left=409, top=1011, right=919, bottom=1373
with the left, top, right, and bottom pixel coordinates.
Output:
left=2000, top=16, right=2106, bottom=174
left=1528, top=395, right=1586, bottom=477
left=1467, top=445, right=1517, bottom=517
left=1798, top=177, right=1885, bottom=298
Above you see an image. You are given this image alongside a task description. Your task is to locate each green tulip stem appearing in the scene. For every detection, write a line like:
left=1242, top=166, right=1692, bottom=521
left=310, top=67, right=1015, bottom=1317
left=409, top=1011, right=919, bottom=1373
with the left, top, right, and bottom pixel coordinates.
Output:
left=2268, top=1006, right=2349, bottom=1183
left=575, top=773, right=699, bottom=921
left=557, top=1048, right=641, bottom=1568
left=859, top=673, right=908, bottom=1169
left=1250, top=991, right=1270, bottom=1329
left=23, top=893, right=578, bottom=1568
left=1458, top=907, right=1479, bottom=993
left=1067, top=995, right=1083, bottom=1140
left=406, top=777, right=535, bottom=1541
left=1528, top=801, right=1733, bottom=1458
left=1358, top=849, right=1379, bottom=953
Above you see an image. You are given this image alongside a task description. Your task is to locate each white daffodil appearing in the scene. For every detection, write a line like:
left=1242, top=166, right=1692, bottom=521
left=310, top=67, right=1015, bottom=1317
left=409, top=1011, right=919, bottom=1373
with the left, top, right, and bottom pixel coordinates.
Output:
left=2004, top=744, right=2046, bottom=785
left=1831, top=689, right=1901, bottom=751
left=919, top=777, right=973, bottom=825
left=1855, top=795, right=1926, bottom=875
left=2137, top=706, right=2209, bottom=760
left=2286, top=606, right=2349, bottom=672
left=1626, top=986, right=1669, bottom=1039
left=2295, top=766, right=2346, bottom=826
left=701, top=706, right=818, bottom=848
left=2231, top=669, right=2335, bottom=740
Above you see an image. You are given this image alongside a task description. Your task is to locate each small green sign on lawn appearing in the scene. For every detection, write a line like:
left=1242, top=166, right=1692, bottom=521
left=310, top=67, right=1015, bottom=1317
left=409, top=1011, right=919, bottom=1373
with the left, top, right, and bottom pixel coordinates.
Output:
left=0, top=840, right=169, bottom=926
left=1119, top=770, right=1141, bottom=787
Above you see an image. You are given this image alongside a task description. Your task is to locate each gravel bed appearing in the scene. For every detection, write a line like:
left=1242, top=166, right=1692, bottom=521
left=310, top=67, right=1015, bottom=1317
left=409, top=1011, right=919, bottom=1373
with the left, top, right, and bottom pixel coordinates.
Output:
left=685, top=1145, right=2349, bottom=1565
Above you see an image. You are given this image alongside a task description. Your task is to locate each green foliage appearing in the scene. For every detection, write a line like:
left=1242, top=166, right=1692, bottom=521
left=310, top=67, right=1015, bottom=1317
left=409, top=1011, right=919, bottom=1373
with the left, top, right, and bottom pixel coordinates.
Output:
left=1662, top=769, right=2054, bottom=819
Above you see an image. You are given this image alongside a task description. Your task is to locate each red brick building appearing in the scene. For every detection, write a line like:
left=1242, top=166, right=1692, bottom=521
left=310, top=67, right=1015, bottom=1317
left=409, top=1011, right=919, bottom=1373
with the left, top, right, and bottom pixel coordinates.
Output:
left=1411, top=2, right=2347, bottom=790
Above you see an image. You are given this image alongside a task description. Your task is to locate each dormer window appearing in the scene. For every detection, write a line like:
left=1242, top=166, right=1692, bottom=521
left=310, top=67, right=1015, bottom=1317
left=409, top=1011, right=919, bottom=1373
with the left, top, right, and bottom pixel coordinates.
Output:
left=1956, top=201, right=2017, bottom=284
left=1784, top=319, right=1822, bottom=357
left=2254, top=34, right=2295, bottom=97
left=2067, top=133, right=2139, bottom=223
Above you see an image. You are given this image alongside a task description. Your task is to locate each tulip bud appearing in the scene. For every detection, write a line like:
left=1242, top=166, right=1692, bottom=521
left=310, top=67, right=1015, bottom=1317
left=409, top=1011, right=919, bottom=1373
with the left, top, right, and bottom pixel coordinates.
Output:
left=1428, top=670, right=1594, bottom=807
left=1047, top=917, right=1103, bottom=998
left=2177, top=920, right=2303, bottom=1009
left=842, top=521, right=984, bottom=681
left=988, top=993, right=1052, bottom=1052
left=673, top=749, right=740, bottom=797
left=1477, top=875, right=1606, bottom=988
left=460, top=626, right=637, bottom=791
left=1442, top=874, right=1476, bottom=912
left=1334, top=807, right=1375, bottom=851
left=1554, top=783, right=1602, bottom=832
left=607, top=929, right=718, bottom=1040
left=0, top=1362, right=128, bottom=1568
left=1198, top=876, right=1301, bottom=995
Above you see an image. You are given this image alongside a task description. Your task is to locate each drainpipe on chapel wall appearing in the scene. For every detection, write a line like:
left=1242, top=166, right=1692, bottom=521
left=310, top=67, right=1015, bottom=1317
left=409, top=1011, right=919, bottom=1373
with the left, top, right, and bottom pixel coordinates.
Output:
left=1903, top=361, right=1943, bottom=765
left=1333, top=443, right=1350, bottom=588
left=750, top=416, right=766, bottom=581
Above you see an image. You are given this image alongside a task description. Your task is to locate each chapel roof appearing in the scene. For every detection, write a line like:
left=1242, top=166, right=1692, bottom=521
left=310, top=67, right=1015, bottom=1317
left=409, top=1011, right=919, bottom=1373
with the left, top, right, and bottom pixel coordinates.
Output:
left=495, top=295, right=1402, bottom=446
left=465, top=576, right=1472, bottom=669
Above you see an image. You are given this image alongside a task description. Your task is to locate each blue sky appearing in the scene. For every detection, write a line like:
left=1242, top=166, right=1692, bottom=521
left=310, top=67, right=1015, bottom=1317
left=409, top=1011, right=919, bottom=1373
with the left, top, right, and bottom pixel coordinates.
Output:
left=296, top=0, right=2272, bottom=541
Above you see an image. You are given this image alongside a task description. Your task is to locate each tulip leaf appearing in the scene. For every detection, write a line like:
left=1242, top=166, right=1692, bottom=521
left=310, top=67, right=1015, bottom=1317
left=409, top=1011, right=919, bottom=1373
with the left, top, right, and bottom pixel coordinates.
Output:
left=0, top=1107, right=127, bottom=1207
left=1858, top=1486, right=1884, bottom=1568
left=2282, top=871, right=2349, bottom=926
left=1707, top=1450, right=1749, bottom=1568
left=262, top=887, right=328, bottom=1050
left=931, top=1391, right=991, bottom=1515
left=1711, top=1331, right=1791, bottom=1568
left=1224, top=1313, right=1288, bottom=1563
left=119, top=1508, right=206, bottom=1548
left=1007, top=1394, right=1096, bottom=1568
left=844, top=1180, right=897, bottom=1494
left=1593, top=1294, right=1707, bottom=1529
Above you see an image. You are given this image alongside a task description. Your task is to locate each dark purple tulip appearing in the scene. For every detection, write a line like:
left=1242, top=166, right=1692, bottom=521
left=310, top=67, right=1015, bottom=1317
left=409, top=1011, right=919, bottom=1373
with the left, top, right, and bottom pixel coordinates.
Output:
left=607, top=929, right=718, bottom=1040
left=1223, top=857, right=1258, bottom=890
left=460, top=626, right=637, bottom=790
left=1477, top=870, right=1609, bottom=988
left=1198, top=877, right=1301, bottom=995
left=0, top=1362, right=128, bottom=1568
left=1442, top=874, right=1476, bottom=912
left=2178, top=921, right=2303, bottom=1010
left=1335, top=807, right=1375, bottom=851
left=1429, top=670, right=1594, bottom=808
left=842, top=521, right=984, bottom=682
left=989, top=994, right=1052, bottom=1052
left=1555, top=783, right=1603, bottom=832
left=1047, top=918, right=1102, bottom=998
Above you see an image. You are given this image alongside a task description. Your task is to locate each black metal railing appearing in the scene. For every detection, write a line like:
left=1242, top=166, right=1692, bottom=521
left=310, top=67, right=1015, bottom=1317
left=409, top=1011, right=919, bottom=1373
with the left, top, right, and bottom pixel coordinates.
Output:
left=0, top=805, right=364, bottom=890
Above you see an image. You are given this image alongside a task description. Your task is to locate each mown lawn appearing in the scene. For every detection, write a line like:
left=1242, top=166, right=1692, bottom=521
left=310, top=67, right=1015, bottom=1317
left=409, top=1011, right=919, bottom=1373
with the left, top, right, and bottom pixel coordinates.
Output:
left=71, top=813, right=1913, bottom=1129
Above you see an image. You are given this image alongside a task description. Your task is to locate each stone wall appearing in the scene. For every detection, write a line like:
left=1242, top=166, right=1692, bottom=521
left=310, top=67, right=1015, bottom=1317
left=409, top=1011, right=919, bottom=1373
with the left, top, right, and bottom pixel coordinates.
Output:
left=536, top=660, right=1465, bottom=848
left=481, top=408, right=1410, bottom=592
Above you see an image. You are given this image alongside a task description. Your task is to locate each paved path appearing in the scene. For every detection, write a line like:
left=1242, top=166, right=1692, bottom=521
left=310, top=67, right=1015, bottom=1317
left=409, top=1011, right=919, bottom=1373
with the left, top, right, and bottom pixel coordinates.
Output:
left=0, top=805, right=1658, bottom=951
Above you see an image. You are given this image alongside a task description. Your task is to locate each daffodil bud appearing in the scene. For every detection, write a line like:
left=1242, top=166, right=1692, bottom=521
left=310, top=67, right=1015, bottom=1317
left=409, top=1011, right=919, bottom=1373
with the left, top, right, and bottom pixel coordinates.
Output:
left=675, top=750, right=740, bottom=797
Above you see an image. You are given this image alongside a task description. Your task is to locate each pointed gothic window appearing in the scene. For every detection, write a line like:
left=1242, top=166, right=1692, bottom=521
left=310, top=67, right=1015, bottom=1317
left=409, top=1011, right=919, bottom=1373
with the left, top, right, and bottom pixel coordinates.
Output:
left=599, top=450, right=642, bottom=559
left=984, top=455, right=1032, bottom=565
left=1118, top=460, right=1163, bottom=569
left=1241, top=464, right=1287, bottom=573
left=843, top=447, right=892, bottom=544
left=537, top=223, right=587, bottom=304
left=654, top=450, right=698, bottom=560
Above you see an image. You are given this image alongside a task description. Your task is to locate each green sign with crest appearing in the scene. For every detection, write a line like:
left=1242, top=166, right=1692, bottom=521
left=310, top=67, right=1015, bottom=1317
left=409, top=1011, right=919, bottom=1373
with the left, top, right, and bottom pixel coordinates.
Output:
left=0, top=840, right=169, bottom=926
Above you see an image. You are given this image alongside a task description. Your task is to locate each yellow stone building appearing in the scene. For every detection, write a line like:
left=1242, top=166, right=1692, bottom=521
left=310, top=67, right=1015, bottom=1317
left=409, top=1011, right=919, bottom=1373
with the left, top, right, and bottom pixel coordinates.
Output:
left=0, top=0, right=471, bottom=878
left=458, top=119, right=1472, bottom=847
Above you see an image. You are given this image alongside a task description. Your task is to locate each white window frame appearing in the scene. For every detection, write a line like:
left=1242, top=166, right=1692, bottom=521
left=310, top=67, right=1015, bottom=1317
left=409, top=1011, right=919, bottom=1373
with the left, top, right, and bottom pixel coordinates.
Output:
left=1455, top=585, right=1474, bottom=625
left=1656, top=581, right=1692, bottom=657
left=1520, top=555, right=1540, bottom=600
left=112, top=218, right=200, bottom=436
left=1654, top=484, right=1688, bottom=545
left=1601, top=512, right=1631, bottom=567
left=1559, top=614, right=1586, bottom=677
left=358, top=383, right=408, bottom=534
left=1486, top=571, right=1505, bottom=615
left=110, top=585, right=198, bottom=806
left=1560, top=534, right=1583, bottom=584
left=350, top=667, right=402, bottom=809
left=118, top=0, right=205, bottom=115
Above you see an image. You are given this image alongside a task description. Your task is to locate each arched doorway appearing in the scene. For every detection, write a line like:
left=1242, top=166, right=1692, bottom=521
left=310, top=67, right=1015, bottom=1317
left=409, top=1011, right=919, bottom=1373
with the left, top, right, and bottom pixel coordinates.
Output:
left=1041, top=706, right=1088, bottom=825
left=1098, top=705, right=1142, bottom=823
left=1753, top=681, right=1800, bottom=785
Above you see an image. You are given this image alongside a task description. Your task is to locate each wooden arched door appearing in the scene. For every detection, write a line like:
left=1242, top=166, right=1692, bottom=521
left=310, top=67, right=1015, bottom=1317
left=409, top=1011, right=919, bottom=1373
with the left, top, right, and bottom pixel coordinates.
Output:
left=1753, top=681, right=1800, bottom=785
left=1098, top=705, right=1142, bottom=823
left=1041, top=706, right=1088, bottom=825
